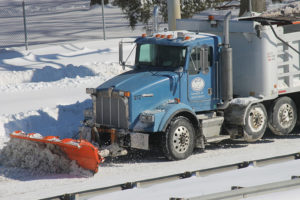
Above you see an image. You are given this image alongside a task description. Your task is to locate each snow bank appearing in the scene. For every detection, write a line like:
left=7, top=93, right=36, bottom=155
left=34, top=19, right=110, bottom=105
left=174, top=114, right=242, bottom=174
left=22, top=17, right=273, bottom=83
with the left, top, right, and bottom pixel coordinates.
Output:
left=0, top=39, right=130, bottom=147
left=262, top=2, right=300, bottom=17
left=0, top=138, right=92, bottom=176
left=0, top=100, right=92, bottom=148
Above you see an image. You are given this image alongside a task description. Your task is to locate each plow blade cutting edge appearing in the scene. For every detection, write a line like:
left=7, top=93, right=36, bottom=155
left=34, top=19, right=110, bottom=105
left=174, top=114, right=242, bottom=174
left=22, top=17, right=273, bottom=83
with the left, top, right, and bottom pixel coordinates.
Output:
left=10, top=131, right=103, bottom=173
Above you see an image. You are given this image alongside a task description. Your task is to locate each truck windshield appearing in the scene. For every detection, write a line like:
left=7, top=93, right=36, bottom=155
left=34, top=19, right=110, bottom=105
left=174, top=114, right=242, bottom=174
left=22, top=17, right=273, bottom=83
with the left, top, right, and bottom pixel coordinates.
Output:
left=136, top=44, right=186, bottom=69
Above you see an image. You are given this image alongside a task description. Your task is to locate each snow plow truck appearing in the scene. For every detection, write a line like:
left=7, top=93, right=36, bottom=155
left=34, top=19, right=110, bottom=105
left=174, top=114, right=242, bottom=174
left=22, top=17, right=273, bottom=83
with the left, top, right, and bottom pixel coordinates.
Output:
left=11, top=12, right=300, bottom=173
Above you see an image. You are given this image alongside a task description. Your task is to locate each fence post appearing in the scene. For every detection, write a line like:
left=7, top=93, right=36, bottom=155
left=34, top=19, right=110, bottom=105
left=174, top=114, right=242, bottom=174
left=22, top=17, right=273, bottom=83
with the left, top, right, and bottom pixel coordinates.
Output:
left=101, top=0, right=106, bottom=40
left=22, top=0, right=28, bottom=50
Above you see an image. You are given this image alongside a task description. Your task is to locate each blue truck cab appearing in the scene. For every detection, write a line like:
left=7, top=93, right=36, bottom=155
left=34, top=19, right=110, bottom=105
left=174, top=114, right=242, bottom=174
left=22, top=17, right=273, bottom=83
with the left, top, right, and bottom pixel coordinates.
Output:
left=83, top=30, right=231, bottom=160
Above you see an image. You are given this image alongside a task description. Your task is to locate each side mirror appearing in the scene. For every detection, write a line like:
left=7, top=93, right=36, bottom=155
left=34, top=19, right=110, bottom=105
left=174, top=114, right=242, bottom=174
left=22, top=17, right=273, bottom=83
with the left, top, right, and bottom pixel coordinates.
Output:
left=175, top=66, right=183, bottom=73
left=119, top=40, right=136, bottom=70
left=119, top=42, right=125, bottom=70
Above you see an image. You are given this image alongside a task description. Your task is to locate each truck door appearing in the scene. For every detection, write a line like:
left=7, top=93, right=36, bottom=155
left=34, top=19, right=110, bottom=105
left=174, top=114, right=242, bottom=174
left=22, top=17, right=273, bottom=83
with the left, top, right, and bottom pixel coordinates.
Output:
left=187, top=45, right=214, bottom=111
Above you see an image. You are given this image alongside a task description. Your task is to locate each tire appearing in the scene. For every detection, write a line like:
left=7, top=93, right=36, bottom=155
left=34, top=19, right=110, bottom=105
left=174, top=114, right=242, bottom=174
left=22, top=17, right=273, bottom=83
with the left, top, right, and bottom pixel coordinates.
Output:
left=268, top=97, right=297, bottom=136
left=162, top=116, right=195, bottom=160
left=243, top=103, right=267, bottom=142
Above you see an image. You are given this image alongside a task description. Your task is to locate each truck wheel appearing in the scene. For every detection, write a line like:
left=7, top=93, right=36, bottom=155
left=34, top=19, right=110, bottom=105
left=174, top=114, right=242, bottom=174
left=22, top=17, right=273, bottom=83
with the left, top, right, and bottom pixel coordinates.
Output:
left=243, top=103, right=267, bottom=142
left=268, top=97, right=297, bottom=136
left=162, top=116, right=195, bottom=160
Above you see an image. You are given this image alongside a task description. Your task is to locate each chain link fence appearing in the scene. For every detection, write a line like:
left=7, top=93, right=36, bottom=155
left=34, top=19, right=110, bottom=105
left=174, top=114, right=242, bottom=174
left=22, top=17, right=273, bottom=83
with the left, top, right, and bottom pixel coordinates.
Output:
left=0, top=0, right=145, bottom=50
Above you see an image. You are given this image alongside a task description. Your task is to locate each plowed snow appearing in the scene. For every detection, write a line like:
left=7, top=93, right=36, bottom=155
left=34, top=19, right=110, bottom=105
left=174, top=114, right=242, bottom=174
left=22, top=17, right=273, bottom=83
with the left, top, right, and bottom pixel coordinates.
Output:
left=0, top=138, right=92, bottom=176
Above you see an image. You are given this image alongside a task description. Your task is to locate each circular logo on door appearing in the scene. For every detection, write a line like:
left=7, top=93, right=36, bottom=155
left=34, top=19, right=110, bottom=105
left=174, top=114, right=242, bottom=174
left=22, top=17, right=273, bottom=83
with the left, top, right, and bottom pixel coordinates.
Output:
left=191, top=77, right=205, bottom=92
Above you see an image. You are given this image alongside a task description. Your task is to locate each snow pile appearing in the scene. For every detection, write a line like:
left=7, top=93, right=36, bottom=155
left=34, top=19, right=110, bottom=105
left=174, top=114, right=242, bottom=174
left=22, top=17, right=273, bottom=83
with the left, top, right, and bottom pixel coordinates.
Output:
left=261, top=2, right=300, bottom=17
left=0, top=138, right=92, bottom=176
left=0, top=100, right=92, bottom=147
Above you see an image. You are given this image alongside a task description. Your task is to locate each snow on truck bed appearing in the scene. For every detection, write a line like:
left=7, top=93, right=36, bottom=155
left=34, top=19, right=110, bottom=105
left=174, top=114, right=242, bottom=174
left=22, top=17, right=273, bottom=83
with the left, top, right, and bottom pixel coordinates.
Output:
left=262, top=1, right=300, bottom=17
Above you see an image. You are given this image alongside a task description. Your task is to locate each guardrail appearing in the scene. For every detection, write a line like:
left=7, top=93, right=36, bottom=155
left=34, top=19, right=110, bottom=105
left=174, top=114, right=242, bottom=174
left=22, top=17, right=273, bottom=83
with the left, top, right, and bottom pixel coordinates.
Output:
left=173, top=176, right=300, bottom=200
left=42, top=152, right=300, bottom=200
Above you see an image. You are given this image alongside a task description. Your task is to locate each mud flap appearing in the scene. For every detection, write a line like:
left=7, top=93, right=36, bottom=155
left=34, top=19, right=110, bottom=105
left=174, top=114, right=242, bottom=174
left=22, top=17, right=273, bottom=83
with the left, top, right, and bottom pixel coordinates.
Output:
left=10, top=131, right=103, bottom=173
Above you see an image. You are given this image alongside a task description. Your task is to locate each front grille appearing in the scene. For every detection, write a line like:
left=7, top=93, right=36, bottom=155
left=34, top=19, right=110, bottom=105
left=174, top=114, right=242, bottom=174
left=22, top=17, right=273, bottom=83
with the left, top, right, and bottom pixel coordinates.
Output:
left=95, top=90, right=129, bottom=129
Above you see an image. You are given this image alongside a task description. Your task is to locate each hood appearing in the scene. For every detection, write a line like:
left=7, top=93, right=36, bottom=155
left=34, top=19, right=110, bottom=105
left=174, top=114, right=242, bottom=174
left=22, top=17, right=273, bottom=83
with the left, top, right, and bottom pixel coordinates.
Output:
left=97, top=70, right=179, bottom=96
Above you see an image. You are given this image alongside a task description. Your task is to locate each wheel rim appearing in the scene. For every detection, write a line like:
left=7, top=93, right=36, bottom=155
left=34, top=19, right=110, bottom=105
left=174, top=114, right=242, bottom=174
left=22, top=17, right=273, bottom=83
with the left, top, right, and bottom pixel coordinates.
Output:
left=248, top=107, right=265, bottom=132
left=172, top=126, right=190, bottom=154
left=278, top=103, right=294, bottom=128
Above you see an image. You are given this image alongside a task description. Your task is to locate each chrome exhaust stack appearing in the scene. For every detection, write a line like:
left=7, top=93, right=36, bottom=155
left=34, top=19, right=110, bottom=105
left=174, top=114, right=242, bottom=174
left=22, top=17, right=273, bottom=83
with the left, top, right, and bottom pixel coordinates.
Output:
left=218, top=11, right=233, bottom=110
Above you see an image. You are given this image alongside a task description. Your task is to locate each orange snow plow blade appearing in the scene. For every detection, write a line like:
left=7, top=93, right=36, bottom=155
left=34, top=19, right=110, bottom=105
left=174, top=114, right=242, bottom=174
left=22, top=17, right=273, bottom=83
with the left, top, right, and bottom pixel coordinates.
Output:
left=10, top=131, right=103, bottom=173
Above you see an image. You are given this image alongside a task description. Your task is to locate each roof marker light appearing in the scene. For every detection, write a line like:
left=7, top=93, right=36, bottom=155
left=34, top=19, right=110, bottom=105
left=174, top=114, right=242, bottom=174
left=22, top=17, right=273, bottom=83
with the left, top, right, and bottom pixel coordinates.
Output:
left=160, top=35, right=166, bottom=38
left=167, top=35, right=173, bottom=39
left=208, top=15, right=215, bottom=21
left=155, top=34, right=161, bottom=38
left=142, top=33, right=147, bottom=38
left=184, top=36, right=191, bottom=40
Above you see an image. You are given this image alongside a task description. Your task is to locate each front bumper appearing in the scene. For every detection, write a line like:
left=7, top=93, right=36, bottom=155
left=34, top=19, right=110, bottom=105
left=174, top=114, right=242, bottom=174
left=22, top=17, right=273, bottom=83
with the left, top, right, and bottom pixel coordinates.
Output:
left=82, top=120, right=150, bottom=154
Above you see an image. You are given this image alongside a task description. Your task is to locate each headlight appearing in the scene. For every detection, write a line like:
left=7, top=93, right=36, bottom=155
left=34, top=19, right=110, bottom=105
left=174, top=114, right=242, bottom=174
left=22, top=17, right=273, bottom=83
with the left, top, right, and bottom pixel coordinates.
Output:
left=140, top=113, right=155, bottom=123
left=86, top=88, right=96, bottom=95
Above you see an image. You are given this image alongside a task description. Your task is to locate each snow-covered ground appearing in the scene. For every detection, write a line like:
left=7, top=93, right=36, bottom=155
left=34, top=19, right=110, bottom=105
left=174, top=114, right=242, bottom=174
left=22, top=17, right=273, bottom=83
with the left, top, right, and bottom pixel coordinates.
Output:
left=94, top=159, right=300, bottom=200
left=0, top=0, right=145, bottom=49
left=1, top=0, right=300, bottom=200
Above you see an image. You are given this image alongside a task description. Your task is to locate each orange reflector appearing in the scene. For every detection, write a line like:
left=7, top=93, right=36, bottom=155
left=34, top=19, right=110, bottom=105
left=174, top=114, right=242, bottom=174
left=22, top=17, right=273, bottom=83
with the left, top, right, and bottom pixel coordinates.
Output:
left=279, top=90, right=286, bottom=94
left=208, top=15, right=215, bottom=20
left=124, top=91, right=130, bottom=97
left=111, top=131, right=116, bottom=143
left=293, top=21, right=300, bottom=25
left=10, top=131, right=103, bottom=173
left=155, top=34, right=161, bottom=38
left=142, top=33, right=147, bottom=37
left=167, top=35, right=173, bottom=39
left=184, top=36, right=191, bottom=40
left=175, top=98, right=180, bottom=104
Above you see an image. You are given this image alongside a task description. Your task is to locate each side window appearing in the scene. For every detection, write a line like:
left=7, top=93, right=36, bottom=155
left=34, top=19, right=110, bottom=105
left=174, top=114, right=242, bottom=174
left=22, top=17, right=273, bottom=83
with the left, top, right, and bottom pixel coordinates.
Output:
left=188, top=46, right=213, bottom=75
left=188, top=48, right=201, bottom=75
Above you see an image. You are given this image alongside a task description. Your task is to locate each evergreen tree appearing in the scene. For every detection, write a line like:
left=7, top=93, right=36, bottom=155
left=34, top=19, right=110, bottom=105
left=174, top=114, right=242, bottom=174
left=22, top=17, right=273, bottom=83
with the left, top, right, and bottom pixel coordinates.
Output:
left=113, top=0, right=227, bottom=30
